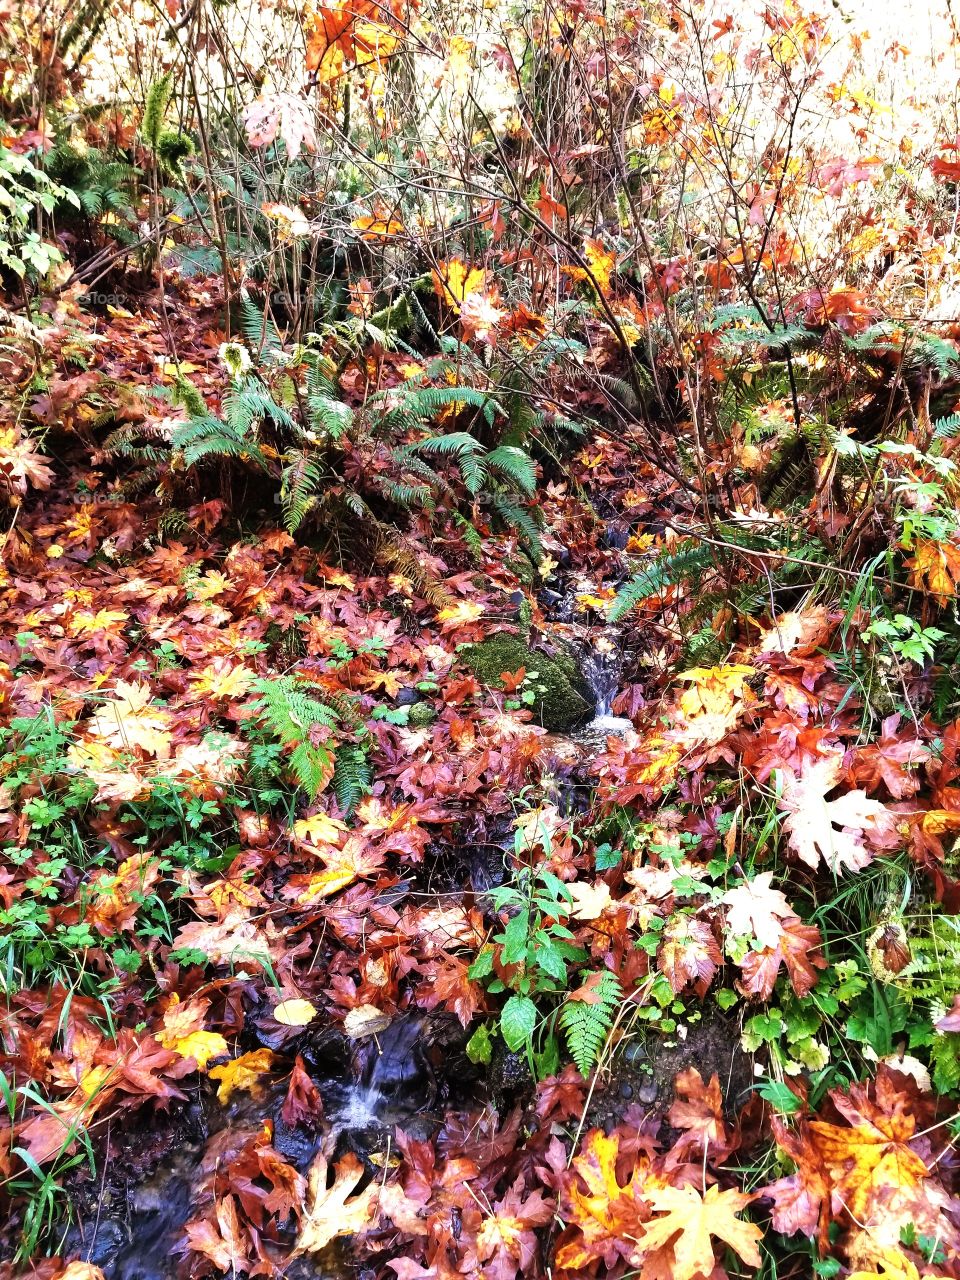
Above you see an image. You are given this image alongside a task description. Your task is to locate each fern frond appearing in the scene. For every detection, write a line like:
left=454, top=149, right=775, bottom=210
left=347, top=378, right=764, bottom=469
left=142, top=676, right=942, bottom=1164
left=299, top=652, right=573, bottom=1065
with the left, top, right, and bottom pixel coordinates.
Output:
left=560, top=971, right=622, bottom=1076
left=486, top=445, right=537, bottom=496
left=249, top=675, right=343, bottom=798
left=240, top=295, right=282, bottom=355
left=281, top=450, right=324, bottom=532
left=332, top=743, right=372, bottom=817
left=490, top=493, right=543, bottom=559
left=610, top=542, right=719, bottom=620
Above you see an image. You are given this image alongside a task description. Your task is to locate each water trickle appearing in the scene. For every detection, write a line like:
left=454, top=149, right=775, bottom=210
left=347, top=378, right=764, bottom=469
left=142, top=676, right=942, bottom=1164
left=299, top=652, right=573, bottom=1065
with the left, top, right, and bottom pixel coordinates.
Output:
left=324, top=1014, right=431, bottom=1140
left=579, top=633, right=623, bottom=719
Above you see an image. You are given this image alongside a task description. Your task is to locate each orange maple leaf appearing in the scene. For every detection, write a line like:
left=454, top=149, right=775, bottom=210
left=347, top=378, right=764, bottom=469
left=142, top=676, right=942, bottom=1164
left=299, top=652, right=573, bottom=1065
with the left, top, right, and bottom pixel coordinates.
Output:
left=906, top=538, right=960, bottom=605
left=556, top=1129, right=650, bottom=1271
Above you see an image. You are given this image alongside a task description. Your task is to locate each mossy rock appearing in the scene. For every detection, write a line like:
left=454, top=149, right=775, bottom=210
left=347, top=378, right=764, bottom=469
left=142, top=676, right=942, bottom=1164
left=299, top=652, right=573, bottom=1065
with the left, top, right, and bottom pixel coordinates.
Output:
left=462, top=633, right=592, bottom=731
left=408, top=701, right=437, bottom=728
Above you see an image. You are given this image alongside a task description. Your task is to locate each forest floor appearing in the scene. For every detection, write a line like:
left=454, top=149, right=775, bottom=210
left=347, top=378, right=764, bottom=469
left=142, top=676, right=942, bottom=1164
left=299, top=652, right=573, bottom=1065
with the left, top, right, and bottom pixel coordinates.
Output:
left=4, top=273, right=960, bottom=1280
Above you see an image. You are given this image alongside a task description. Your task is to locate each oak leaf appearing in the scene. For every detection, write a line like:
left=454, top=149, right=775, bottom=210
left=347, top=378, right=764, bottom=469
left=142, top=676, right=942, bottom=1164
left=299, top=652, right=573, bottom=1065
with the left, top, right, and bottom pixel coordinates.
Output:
left=184, top=1194, right=249, bottom=1272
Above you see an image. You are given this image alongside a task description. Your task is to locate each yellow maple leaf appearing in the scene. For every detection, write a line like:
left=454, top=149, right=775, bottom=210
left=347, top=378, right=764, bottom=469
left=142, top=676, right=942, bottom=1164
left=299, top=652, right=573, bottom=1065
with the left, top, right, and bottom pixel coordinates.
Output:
left=189, top=662, right=256, bottom=700
left=433, top=259, right=486, bottom=309
left=567, top=879, right=612, bottom=920
left=88, top=680, right=173, bottom=758
left=70, top=608, right=129, bottom=636
left=676, top=663, right=757, bottom=745
left=636, top=1183, right=762, bottom=1280
left=208, top=1048, right=279, bottom=1102
left=191, top=570, right=234, bottom=601
left=584, top=238, right=616, bottom=295
left=157, top=995, right=229, bottom=1068
left=435, top=599, right=485, bottom=627
left=293, top=812, right=349, bottom=848
left=849, top=1247, right=925, bottom=1280
left=351, top=213, right=404, bottom=239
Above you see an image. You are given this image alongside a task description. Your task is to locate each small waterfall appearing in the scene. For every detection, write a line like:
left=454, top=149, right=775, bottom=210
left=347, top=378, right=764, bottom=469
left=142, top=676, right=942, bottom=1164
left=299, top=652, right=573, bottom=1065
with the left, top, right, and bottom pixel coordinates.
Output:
left=579, top=634, right=623, bottom=719
left=326, top=1016, right=427, bottom=1137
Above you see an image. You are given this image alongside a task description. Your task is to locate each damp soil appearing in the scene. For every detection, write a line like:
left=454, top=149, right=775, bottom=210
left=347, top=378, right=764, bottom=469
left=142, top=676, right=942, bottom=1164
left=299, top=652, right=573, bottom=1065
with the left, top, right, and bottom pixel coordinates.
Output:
left=585, top=1008, right=756, bottom=1135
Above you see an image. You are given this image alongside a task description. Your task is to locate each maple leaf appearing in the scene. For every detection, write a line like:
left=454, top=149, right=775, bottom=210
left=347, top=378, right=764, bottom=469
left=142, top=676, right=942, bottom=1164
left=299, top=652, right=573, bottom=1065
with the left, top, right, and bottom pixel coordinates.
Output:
left=567, top=879, right=613, bottom=920
left=936, top=995, right=960, bottom=1031
left=810, top=1091, right=929, bottom=1225
left=295, top=1151, right=378, bottom=1254
left=658, top=913, right=720, bottom=996
left=475, top=1178, right=553, bottom=1280
left=52, top=1266, right=107, bottom=1280
left=209, top=1049, right=279, bottom=1103
left=906, top=538, right=960, bottom=605
left=675, top=662, right=758, bottom=746
left=157, top=995, right=228, bottom=1068
left=283, top=835, right=386, bottom=903
left=763, top=1115, right=829, bottom=1242
left=738, top=914, right=827, bottom=998
left=0, top=426, right=54, bottom=494
left=188, top=661, right=256, bottom=700
left=721, top=871, right=795, bottom=949
left=282, top=1056, right=323, bottom=1130
left=432, top=260, right=487, bottom=310
left=351, top=212, right=405, bottom=239
left=556, top=1129, right=650, bottom=1271
left=778, top=753, right=899, bottom=873
left=171, top=914, right=274, bottom=969
left=755, top=606, right=832, bottom=661
left=242, top=92, right=318, bottom=160
left=666, top=1068, right=730, bottom=1162
left=848, top=1247, right=929, bottom=1280
left=261, top=201, right=312, bottom=240
left=293, top=812, right=350, bottom=849
left=88, top=680, right=172, bottom=758
left=635, top=1183, right=762, bottom=1280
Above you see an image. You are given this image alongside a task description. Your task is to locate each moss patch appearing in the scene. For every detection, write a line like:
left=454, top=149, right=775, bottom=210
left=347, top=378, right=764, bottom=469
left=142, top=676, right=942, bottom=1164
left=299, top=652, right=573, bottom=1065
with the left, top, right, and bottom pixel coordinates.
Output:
left=462, top=633, right=592, bottom=731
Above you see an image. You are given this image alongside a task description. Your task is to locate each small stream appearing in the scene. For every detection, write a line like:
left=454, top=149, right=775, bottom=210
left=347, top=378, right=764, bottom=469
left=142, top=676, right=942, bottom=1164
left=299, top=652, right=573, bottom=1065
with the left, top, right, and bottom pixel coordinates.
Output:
left=65, top=584, right=632, bottom=1279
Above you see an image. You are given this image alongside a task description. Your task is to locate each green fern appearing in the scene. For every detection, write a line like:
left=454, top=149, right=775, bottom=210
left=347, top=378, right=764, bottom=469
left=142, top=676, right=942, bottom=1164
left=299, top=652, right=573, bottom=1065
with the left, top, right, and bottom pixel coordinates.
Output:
left=610, top=542, right=719, bottom=621
left=240, top=295, right=282, bottom=356
left=933, top=412, right=960, bottom=441
left=172, top=414, right=269, bottom=468
left=931, top=1032, right=960, bottom=1093
left=486, top=445, right=537, bottom=497
left=249, top=675, right=342, bottom=798
left=280, top=450, right=324, bottom=532
left=332, top=743, right=372, bottom=817
left=560, top=971, right=622, bottom=1077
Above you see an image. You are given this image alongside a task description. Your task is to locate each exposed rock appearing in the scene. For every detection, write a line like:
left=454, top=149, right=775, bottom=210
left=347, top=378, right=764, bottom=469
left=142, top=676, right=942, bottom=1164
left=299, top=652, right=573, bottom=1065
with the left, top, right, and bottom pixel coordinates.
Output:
left=462, top=632, right=592, bottom=731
